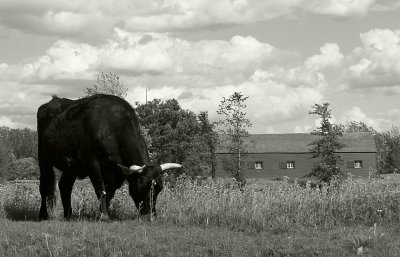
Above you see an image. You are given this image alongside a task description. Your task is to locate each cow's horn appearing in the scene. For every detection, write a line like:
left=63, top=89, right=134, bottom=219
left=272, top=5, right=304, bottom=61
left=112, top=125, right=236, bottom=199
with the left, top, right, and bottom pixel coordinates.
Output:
left=130, top=165, right=145, bottom=172
left=117, top=164, right=145, bottom=175
left=160, top=163, right=182, bottom=171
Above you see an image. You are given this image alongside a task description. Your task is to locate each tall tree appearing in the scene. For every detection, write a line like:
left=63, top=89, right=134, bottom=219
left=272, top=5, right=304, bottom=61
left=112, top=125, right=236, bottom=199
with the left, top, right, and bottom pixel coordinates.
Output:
left=84, top=72, right=128, bottom=98
left=217, top=92, right=252, bottom=185
left=305, top=102, right=345, bottom=183
left=135, top=99, right=211, bottom=177
left=198, top=111, right=219, bottom=178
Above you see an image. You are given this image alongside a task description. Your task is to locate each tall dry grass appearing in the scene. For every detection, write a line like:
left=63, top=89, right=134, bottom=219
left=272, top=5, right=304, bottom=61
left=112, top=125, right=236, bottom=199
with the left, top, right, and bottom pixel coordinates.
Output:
left=1, top=176, right=400, bottom=231
left=158, top=177, right=400, bottom=230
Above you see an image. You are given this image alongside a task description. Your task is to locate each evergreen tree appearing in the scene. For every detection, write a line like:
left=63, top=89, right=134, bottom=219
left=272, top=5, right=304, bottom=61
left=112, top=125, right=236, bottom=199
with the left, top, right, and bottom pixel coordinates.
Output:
left=198, top=111, right=219, bottom=178
left=305, top=103, right=345, bottom=183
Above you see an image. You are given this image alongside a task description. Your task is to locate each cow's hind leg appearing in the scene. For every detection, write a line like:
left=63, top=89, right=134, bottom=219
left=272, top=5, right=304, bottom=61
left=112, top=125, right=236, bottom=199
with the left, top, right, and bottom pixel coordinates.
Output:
left=58, top=173, right=76, bottom=220
left=39, top=164, right=56, bottom=221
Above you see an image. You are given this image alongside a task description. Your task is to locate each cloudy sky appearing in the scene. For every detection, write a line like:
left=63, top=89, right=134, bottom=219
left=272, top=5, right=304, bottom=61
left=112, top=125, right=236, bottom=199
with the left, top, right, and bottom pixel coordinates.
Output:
left=1, top=0, right=400, bottom=133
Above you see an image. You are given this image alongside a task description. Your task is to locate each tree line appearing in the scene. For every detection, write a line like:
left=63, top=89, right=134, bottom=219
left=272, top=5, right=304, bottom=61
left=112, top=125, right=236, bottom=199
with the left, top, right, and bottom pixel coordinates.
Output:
left=1, top=72, right=400, bottom=183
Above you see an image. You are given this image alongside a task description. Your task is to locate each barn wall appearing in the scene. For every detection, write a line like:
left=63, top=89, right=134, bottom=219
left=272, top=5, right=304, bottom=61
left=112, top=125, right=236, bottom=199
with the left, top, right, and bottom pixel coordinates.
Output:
left=340, top=152, right=377, bottom=178
left=216, top=152, right=377, bottom=179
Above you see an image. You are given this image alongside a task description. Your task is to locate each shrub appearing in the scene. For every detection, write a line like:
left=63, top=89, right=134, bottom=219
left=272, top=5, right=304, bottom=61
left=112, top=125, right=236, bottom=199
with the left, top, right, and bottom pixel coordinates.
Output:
left=7, top=157, right=40, bottom=180
left=3, top=182, right=40, bottom=221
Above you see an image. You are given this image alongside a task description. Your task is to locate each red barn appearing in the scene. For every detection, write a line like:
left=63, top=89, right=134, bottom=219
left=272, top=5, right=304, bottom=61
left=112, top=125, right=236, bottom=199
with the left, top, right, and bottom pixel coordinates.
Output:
left=216, top=132, right=377, bottom=179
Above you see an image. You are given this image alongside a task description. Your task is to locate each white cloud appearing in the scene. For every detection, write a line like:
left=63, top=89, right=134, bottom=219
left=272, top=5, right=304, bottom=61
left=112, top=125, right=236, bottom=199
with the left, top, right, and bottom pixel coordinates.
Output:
left=0, top=29, right=282, bottom=95
left=8, top=29, right=277, bottom=86
left=0, top=115, right=33, bottom=129
left=99, top=30, right=178, bottom=75
left=305, top=43, right=343, bottom=71
left=341, top=28, right=400, bottom=93
left=0, top=82, right=53, bottom=129
left=0, top=0, right=395, bottom=39
left=294, top=125, right=312, bottom=133
left=264, top=126, right=276, bottom=134
left=339, top=106, right=376, bottom=126
left=123, top=0, right=302, bottom=31
left=371, top=0, right=400, bottom=11
left=337, top=105, right=400, bottom=131
left=32, top=40, right=99, bottom=82
left=1, top=31, right=333, bottom=131
left=100, top=29, right=277, bottom=81
left=0, top=116, right=14, bottom=127
left=303, top=0, right=376, bottom=16
left=0, top=40, right=100, bottom=85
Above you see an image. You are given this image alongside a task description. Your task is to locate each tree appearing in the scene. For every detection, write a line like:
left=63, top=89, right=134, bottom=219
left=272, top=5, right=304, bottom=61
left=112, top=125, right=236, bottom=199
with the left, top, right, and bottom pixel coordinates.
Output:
left=0, top=127, right=38, bottom=160
left=84, top=72, right=128, bottom=98
left=0, top=126, right=39, bottom=180
left=198, top=111, right=219, bottom=178
left=339, top=121, right=400, bottom=174
left=374, top=127, right=400, bottom=173
left=342, top=121, right=374, bottom=133
left=0, top=136, right=12, bottom=179
left=135, top=99, right=212, bottom=177
left=217, top=92, right=252, bottom=185
left=305, top=102, right=345, bottom=183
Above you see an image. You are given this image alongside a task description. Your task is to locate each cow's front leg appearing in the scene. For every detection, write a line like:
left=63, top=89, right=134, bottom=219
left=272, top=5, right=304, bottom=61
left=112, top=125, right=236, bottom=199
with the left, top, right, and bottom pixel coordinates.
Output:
left=87, top=159, right=109, bottom=221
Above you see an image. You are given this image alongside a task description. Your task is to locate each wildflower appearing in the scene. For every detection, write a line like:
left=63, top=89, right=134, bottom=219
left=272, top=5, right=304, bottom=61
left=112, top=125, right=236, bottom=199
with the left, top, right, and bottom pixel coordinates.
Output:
left=357, top=246, right=363, bottom=255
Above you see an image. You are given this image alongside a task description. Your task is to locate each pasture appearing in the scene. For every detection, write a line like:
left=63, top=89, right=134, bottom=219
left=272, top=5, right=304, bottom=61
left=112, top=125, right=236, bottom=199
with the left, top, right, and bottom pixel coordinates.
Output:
left=1, top=175, right=400, bottom=256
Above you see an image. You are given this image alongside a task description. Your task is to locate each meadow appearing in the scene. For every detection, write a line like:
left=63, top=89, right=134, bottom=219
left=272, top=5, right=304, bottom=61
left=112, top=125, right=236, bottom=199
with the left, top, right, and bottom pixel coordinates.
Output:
left=1, top=175, right=400, bottom=256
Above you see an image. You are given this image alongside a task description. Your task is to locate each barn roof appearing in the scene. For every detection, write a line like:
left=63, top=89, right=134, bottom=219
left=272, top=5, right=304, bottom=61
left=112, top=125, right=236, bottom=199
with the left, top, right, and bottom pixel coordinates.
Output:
left=217, top=132, right=377, bottom=153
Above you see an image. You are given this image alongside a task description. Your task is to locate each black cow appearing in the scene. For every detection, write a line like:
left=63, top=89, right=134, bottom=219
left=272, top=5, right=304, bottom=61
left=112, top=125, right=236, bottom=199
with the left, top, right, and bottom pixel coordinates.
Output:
left=37, top=94, right=181, bottom=220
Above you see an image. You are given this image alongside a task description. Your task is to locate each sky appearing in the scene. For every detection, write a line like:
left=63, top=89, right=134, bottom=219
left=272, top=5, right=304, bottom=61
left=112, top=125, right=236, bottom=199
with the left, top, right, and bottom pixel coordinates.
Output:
left=0, top=0, right=400, bottom=133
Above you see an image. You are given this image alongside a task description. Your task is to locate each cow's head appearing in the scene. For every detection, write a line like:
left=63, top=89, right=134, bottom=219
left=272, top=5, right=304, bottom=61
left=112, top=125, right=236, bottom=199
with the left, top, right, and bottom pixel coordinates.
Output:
left=118, top=163, right=182, bottom=216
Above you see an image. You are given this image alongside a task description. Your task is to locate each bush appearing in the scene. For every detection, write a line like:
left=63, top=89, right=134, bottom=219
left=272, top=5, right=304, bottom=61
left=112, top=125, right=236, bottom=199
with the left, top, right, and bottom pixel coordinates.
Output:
left=7, top=158, right=40, bottom=180
left=3, top=182, right=40, bottom=221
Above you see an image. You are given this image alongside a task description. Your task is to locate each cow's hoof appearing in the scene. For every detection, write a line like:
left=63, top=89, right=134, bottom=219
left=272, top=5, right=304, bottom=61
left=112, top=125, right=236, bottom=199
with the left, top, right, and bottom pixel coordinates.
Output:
left=100, top=214, right=110, bottom=222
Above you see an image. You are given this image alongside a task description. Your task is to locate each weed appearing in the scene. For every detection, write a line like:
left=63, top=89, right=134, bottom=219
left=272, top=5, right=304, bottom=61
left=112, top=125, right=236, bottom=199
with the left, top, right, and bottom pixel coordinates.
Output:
left=1, top=176, right=400, bottom=231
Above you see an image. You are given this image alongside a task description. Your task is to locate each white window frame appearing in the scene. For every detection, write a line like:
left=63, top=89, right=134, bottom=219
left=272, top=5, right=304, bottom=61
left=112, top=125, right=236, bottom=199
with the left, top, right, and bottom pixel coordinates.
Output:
left=354, top=160, right=362, bottom=169
left=286, top=161, right=295, bottom=169
left=255, top=161, right=263, bottom=170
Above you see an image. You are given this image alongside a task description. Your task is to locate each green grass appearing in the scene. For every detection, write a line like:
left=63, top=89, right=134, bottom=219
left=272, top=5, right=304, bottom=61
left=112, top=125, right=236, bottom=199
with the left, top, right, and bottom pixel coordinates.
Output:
left=0, top=219, right=399, bottom=256
left=1, top=175, right=400, bottom=256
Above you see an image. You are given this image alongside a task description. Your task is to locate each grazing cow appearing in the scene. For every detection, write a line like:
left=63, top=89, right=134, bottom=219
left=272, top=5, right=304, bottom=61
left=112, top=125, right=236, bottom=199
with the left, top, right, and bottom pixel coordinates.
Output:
left=37, top=94, right=181, bottom=220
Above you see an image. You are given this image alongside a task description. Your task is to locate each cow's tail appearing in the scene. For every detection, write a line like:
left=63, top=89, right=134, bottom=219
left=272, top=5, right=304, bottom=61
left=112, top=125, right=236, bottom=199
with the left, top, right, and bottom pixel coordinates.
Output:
left=39, top=164, right=57, bottom=213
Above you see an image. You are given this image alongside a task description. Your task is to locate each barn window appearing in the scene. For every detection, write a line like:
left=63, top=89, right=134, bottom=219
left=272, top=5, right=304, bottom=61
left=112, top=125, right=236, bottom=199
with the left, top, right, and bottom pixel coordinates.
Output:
left=279, top=161, right=295, bottom=169
left=287, top=161, right=295, bottom=169
left=255, top=161, right=263, bottom=170
left=354, top=160, right=363, bottom=169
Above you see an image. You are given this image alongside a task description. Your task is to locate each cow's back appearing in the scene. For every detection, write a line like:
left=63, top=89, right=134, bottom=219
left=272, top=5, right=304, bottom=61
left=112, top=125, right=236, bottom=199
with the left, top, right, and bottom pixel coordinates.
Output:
left=37, top=94, right=146, bottom=175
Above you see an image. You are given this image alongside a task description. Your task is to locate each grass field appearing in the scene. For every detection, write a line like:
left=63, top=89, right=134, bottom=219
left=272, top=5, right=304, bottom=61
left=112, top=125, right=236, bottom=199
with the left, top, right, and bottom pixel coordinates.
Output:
left=1, top=175, right=400, bottom=256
